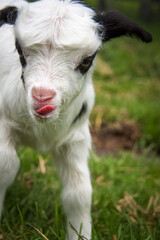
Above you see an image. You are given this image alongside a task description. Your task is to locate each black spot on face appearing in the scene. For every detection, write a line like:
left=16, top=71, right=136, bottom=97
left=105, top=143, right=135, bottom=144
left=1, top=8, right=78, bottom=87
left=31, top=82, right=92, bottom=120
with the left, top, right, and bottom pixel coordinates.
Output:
left=15, top=40, right=26, bottom=87
left=73, top=101, right=88, bottom=124
left=16, top=40, right=27, bottom=68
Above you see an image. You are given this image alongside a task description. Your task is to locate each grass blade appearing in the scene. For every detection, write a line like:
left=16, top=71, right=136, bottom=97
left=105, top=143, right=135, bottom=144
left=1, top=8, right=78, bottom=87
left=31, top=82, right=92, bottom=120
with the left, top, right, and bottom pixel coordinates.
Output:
left=69, top=223, right=88, bottom=240
left=27, top=223, right=49, bottom=240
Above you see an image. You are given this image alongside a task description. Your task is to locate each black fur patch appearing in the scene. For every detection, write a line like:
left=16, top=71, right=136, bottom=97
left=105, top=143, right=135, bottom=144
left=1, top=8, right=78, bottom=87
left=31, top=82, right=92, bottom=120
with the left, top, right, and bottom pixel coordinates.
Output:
left=0, top=6, right=18, bottom=26
left=21, top=72, right=25, bottom=86
left=94, top=11, right=152, bottom=43
left=73, top=102, right=88, bottom=124
left=16, top=40, right=26, bottom=87
left=16, top=40, right=27, bottom=68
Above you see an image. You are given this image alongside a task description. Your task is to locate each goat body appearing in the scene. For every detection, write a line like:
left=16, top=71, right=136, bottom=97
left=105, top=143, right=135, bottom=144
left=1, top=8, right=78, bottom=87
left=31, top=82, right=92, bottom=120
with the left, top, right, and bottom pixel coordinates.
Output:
left=0, top=0, right=152, bottom=239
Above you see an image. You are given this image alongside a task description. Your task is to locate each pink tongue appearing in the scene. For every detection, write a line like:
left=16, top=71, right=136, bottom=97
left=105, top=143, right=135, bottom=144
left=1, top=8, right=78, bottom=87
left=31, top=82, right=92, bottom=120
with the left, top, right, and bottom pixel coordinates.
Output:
left=36, top=105, right=55, bottom=115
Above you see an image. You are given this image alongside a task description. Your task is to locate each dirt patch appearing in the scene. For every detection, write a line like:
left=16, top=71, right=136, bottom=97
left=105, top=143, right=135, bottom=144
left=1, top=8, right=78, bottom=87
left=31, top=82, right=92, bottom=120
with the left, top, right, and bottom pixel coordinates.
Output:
left=90, top=121, right=141, bottom=156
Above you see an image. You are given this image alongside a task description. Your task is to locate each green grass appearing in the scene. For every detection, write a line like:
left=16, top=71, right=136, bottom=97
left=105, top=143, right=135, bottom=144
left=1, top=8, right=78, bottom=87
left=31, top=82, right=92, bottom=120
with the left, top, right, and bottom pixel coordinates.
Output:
left=1, top=148, right=160, bottom=240
left=91, top=151, right=160, bottom=240
left=1, top=148, right=65, bottom=240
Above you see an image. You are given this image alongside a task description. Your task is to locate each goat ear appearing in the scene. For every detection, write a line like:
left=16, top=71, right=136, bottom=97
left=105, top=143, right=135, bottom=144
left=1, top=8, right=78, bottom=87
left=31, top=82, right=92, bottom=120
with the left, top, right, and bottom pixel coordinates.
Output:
left=94, top=11, right=152, bottom=43
left=0, top=6, right=18, bottom=27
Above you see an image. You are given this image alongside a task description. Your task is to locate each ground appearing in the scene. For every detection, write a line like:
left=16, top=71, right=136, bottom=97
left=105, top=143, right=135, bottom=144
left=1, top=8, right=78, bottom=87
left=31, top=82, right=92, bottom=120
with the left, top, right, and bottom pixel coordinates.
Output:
left=91, top=121, right=141, bottom=156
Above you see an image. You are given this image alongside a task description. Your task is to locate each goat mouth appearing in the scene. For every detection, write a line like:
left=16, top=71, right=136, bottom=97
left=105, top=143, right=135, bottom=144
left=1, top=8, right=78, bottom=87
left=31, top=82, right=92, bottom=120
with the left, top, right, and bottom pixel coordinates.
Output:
left=33, top=105, right=56, bottom=119
left=36, top=105, right=55, bottom=115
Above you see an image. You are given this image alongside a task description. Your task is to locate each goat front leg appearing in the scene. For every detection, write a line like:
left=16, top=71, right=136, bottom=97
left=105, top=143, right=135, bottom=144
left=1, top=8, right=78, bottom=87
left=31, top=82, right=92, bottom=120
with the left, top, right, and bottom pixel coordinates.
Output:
left=54, top=126, right=92, bottom=240
left=0, top=122, right=20, bottom=218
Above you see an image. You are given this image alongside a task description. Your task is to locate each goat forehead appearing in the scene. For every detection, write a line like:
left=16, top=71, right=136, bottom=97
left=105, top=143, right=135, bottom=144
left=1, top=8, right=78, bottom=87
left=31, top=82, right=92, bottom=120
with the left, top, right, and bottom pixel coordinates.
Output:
left=15, top=0, right=101, bottom=50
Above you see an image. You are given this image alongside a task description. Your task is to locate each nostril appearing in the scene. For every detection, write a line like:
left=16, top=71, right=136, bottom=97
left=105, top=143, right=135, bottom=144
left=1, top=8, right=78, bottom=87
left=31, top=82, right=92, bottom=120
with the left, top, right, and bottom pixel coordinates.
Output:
left=32, top=87, right=56, bottom=102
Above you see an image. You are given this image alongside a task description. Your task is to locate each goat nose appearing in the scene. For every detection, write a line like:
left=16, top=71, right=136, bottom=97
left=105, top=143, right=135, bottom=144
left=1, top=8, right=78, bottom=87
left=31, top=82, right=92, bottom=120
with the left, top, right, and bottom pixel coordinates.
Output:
left=32, top=87, right=56, bottom=102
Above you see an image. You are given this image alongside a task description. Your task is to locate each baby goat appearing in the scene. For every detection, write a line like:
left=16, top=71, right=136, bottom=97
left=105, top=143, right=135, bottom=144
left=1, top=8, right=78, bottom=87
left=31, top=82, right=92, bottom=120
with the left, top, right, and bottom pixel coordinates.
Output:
left=0, top=0, right=152, bottom=239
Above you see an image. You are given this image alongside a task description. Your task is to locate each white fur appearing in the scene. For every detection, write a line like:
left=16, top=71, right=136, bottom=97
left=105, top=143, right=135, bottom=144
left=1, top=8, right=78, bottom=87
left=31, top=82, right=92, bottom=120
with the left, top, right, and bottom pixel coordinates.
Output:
left=0, top=0, right=102, bottom=239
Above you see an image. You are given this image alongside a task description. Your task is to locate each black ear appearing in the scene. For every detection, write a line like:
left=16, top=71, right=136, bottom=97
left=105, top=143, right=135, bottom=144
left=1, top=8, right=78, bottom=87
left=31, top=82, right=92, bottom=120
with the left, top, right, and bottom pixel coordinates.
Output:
left=94, top=11, right=152, bottom=43
left=0, top=6, right=18, bottom=27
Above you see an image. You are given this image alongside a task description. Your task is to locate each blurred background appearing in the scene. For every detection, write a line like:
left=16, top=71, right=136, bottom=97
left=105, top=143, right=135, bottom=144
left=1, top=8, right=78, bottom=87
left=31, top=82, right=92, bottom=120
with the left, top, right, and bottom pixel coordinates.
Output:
left=82, top=0, right=160, bottom=156
left=86, top=0, right=160, bottom=22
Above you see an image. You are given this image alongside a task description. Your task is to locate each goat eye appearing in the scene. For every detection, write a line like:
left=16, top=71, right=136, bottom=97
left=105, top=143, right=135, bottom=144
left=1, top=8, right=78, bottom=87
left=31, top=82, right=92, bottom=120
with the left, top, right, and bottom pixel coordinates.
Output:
left=76, top=53, right=97, bottom=74
left=81, top=57, right=92, bottom=67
